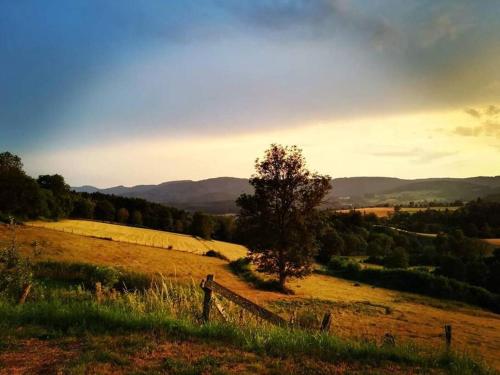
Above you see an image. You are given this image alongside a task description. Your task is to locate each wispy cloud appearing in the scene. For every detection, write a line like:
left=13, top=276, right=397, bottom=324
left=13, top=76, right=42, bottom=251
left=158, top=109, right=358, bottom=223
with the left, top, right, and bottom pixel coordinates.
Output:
left=367, top=147, right=456, bottom=164
left=454, top=105, right=500, bottom=138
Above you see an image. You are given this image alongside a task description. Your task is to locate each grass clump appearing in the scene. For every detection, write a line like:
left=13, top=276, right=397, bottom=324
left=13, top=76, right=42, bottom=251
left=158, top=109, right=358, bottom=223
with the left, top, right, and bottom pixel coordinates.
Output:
left=229, top=257, right=290, bottom=293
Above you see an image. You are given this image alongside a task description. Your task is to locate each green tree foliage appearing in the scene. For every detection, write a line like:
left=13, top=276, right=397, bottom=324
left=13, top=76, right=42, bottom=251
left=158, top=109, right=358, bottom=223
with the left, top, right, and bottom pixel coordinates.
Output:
left=437, top=255, right=466, bottom=281
left=37, top=174, right=73, bottom=218
left=94, top=200, right=116, bottom=221
left=130, top=210, right=143, bottom=226
left=390, top=199, right=500, bottom=237
left=0, top=152, right=23, bottom=172
left=71, top=196, right=94, bottom=219
left=342, top=233, right=368, bottom=255
left=190, top=212, right=214, bottom=240
left=116, top=207, right=130, bottom=223
left=0, top=152, right=46, bottom=219
left=236, top=144, right=331, bottom=289
left=213, top=216, right=236, bottom=242
left=367, top=233, right=393, bottom=257
left=384, top=247, right=409, bottom=269
left=317, top=227, right=345, bottom=263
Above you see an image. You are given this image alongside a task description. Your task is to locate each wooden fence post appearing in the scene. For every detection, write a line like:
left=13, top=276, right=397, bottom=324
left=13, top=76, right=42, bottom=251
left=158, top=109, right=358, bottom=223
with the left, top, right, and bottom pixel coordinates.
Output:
left=444, top=324, right=452, bottom=349
left=202, top=274, right=214, bottom=322
left=320, top=312, right=332, bottom=332
left=18, top=284, right=32, bottom=305
left=95, top=282, right=103, bottom=303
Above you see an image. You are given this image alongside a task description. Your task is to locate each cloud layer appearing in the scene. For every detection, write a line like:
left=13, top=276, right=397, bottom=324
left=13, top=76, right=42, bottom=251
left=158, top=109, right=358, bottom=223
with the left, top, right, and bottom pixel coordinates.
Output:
left=1, top=1, right=499, bottom=184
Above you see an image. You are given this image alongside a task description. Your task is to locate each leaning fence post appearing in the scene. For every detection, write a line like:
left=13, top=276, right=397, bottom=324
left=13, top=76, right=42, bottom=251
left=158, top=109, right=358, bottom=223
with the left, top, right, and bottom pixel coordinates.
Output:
left=444, top=324, right=452, bottom=349
left=320, top=312, right=332, bottom=332
left=202, top=274, right=214, bottom=322
left=18, top=284, right=32, bottom=305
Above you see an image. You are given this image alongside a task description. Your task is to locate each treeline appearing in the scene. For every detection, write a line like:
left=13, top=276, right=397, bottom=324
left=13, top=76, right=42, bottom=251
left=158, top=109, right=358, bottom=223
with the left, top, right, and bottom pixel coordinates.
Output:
left=324, top=257, right=500, bottom=313
left=313, top=210, right=500, bottom=295
left=0, top=152, right=235, bottom=242
left=390, top=199, right=500, bottom=237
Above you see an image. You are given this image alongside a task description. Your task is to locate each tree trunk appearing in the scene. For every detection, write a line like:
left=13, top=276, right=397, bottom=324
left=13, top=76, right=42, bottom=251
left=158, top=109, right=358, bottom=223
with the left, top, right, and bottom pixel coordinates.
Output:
left=279, top=271, right=286, bottom=290
left=278, top=248, right=287, bottom=290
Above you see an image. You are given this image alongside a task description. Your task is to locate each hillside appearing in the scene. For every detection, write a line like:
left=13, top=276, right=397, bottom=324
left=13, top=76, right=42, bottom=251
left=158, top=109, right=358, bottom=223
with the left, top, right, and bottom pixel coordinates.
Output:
left=27, top=220, right=247, bottom=261
left=1, top=224, right=499, bottom=370
left=73, top=176, right=500, bottom=213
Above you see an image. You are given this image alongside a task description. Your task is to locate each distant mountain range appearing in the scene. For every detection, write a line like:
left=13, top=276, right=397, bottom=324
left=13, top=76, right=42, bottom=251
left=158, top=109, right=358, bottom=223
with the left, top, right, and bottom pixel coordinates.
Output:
left=73, top=176, right=500, bottom=214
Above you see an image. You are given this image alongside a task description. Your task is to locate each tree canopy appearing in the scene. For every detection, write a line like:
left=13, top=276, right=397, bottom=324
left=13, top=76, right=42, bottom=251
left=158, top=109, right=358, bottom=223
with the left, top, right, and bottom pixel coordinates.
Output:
left=236, top=144, right=331, bottom=289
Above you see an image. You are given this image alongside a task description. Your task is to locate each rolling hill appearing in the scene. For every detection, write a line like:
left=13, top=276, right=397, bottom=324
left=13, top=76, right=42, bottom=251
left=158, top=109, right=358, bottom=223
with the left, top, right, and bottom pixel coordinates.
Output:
left=1, top=223, right=499, bottom=370
left=73, top=176, right=500, bottom=213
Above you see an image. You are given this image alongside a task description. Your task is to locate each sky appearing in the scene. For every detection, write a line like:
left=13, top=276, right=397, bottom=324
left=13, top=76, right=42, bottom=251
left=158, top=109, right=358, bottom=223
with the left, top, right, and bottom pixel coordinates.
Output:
left=1, top=0, right=499, bottom=187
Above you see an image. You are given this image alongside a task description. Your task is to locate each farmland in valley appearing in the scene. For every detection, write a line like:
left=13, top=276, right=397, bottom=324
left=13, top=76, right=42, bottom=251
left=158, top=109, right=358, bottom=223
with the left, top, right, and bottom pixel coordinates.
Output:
left=484, top=238, right=500, bottom=246
left=335, top=206, right=461, bottom=218
left=2, top=223, right=499, bottom=369
left=27, top=220, right=247, bottom=261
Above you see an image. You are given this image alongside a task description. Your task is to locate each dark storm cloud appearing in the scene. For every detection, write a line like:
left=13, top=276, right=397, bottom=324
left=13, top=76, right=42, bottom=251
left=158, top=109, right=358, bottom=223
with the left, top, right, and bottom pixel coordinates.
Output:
left=1, top=0, right=500, bottom=152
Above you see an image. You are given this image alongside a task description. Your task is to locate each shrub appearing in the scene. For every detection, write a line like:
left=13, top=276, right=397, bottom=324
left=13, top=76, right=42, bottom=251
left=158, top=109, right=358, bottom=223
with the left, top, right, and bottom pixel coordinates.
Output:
left=324, top=260, right=500, bottom=313
left=229, top=258, right=287, bottom=293
left=327, top=257, right=361, bottom=274
left=384, top=247, right=409, bottom=269
left=0, top=221, right=35, bottom=301
left=204, top=250, right=229, bottom=261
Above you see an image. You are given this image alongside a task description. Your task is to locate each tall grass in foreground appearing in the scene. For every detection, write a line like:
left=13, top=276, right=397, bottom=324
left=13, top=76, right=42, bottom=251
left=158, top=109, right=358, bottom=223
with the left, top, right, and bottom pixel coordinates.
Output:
left=0, top=278, right=494, bottom=375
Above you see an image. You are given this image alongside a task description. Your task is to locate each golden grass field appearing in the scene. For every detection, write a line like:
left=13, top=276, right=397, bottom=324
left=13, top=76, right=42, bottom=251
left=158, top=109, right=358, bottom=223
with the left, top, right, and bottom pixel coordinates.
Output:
left=336, top=207, right=394, bottom=217
left=336, top=206, right=460, bottom=218
left=1, top=223, right=499, bottom=369
left=484, top=238, right=500, bottom=246
left=27, top=220, right=247, bottom=261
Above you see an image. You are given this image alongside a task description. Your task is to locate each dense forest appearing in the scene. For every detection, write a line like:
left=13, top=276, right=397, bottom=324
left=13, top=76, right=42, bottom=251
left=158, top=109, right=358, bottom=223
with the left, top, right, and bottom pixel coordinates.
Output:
left=0, top=152, right=234, bottom=242
left=315, top=210, right=499, bottom=295
left=390, top=200, right=500, bottom=237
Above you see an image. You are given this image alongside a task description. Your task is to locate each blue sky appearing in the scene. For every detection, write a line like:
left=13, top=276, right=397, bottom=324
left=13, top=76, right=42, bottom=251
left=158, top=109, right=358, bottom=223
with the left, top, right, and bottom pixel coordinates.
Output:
left=1, top=1, right=499, bottom=186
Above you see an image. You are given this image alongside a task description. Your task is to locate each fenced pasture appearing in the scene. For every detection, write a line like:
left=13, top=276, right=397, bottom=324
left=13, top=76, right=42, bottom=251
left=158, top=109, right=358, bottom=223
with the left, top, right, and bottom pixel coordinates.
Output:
left=27, top=220, right=247, bottom=261
left=1, top=224, right=500, bottom=370
left=1, top=273, right=491, bottom=374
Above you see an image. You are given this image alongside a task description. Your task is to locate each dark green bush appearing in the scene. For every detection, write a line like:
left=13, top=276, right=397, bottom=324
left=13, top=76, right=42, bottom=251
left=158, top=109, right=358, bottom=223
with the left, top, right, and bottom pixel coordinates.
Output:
left=204, top=250, right=229, bottom=261
left=325, top=261, right=500, bottom=313
left=229, top=258, right=287, bottom=293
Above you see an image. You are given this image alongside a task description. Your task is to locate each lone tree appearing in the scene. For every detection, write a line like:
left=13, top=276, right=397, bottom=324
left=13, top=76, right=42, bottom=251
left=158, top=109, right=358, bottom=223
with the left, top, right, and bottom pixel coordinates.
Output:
left=236, top=144, right=331, bottom=289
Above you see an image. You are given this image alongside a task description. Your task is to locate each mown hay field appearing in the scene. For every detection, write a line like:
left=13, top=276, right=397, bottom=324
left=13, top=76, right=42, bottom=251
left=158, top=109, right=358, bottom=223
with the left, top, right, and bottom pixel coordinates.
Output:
left=484, top=238, right=500, bottom=246
left=335, top=207, right=460, bottom=218
left=1, top=224, right=499, bottom=369
left=27, top=220, right=247, bottom=261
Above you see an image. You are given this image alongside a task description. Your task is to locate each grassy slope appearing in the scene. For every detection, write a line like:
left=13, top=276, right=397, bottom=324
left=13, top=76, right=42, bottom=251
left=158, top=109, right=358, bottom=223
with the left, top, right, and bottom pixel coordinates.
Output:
left=1, top=224, right=500, bottom=370
left=27, top=220, right=247, bottom=261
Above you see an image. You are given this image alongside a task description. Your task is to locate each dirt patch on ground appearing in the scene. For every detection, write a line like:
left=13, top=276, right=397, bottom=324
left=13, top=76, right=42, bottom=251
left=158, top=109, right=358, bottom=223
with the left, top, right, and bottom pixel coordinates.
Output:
left=0, top=334, right=436, bottom=375
left=0, top=338, right=79, bottom=375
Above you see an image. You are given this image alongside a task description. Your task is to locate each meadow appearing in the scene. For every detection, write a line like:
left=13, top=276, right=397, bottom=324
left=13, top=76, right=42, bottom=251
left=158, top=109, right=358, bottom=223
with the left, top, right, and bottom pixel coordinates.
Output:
left=1, top=224, right=499, bottom=371
left=0, top=275, right=491, bottom=374
left=27, top=220, right=247, bottom=261
left=335, top=207, right=461, bottom=218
